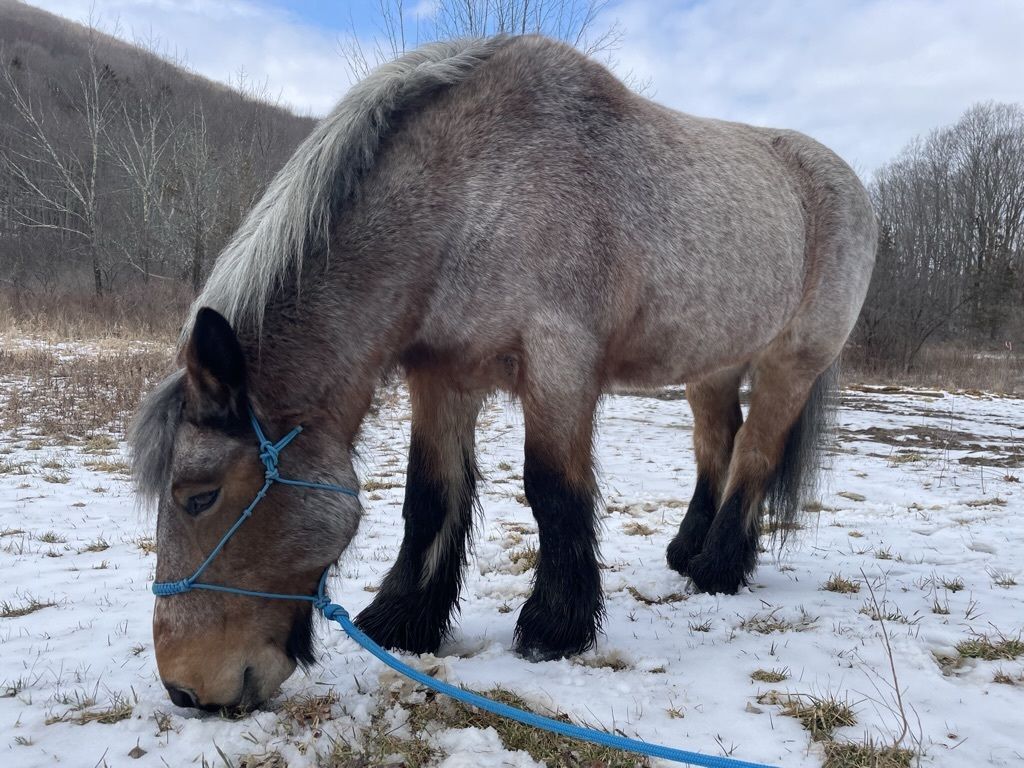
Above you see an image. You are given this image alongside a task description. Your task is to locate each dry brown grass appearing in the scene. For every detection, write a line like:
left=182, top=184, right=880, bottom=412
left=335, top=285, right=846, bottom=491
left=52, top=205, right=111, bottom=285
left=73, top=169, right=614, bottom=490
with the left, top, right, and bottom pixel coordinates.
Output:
left=321, top=685, right=654, bottom=767
left=844, top=343, right=1023, bottom=395
left=822, top=574, right=861, bottom=594
left=1, top=596, right=57, bottom=618
left=0, top=345, right=172, bottom=438
left=757, top=690, right=857, bottom=741
left=956, top=631, right=1024, bottom=661
left=822, top=740, right=916, bottom=768
left=751, top=668, right=790, bottom=683
left=0, top=286, right=187, bottom=343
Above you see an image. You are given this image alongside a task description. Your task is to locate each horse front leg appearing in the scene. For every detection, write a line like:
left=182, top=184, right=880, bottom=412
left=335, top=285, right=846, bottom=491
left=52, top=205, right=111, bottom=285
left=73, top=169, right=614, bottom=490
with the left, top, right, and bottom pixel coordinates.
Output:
left=355, top=375, right=481, bottom=653
left=514, top=355, right=603, bottom=661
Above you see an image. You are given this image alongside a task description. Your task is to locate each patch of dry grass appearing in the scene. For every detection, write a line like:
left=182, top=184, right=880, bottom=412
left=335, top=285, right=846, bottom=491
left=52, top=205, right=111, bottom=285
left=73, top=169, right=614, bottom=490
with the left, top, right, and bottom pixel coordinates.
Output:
left=83, top=458, right=131, bottom=475
left=822, top=740, right=916, bottom=768
left=507, top=543, right=539, bottom=572
left=822, top=574, right=861, bottom=594
left=279, top=690, right=338, bottom=732
left=751, top=668, right=790, bottom=683
left=956, top=631, right=1024, bottom=661
left=757, top=690, right=857, bottom=741
left=47, top=692, right=133, bottom=725
left=0, top=345, right=173, bottom=438
left=626, top=586, right=687, bottom=606
left=322, top=685, right=652, bottom=767
left=135, top=536, right=157, bottom=555
left=1, top=596, right=57, bottom=618
left=740, top=608, right=817, bottom=634
left=843, top=343, right=1023, bottom=395
left=621, top=521, right=658, bottom=536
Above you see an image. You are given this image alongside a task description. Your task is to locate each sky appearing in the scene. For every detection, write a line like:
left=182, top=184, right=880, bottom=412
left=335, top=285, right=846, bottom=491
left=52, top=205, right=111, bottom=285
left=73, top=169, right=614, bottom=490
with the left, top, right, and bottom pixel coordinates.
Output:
left=22, top=0, right=1024, bottom=174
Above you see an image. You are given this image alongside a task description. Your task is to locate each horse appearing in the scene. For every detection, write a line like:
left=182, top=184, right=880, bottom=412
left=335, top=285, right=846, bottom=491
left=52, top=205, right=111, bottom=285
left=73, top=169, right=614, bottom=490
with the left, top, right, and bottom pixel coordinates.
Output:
left=130, top=34, right=876, bottom=710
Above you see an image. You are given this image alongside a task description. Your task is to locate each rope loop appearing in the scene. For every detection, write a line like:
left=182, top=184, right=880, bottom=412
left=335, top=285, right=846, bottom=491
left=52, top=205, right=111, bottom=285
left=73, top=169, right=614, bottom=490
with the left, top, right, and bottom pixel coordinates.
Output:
left=259, top=442, right=281, bottom=481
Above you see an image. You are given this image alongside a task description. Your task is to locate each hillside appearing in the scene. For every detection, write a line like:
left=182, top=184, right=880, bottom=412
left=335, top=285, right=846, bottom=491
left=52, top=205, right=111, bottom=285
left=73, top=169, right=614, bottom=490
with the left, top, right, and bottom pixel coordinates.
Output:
left=0, top=0, right=316, bottom=307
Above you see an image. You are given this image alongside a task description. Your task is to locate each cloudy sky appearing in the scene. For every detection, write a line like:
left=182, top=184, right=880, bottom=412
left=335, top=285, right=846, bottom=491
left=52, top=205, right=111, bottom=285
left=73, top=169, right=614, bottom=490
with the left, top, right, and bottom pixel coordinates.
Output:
left=24, top=0, right=1024, bottom=174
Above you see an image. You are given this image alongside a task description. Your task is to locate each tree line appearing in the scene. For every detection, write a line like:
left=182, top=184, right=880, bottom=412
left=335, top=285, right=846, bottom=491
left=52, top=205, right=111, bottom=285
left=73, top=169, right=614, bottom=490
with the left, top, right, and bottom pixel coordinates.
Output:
left=856, top=102, right=1024, bottom=371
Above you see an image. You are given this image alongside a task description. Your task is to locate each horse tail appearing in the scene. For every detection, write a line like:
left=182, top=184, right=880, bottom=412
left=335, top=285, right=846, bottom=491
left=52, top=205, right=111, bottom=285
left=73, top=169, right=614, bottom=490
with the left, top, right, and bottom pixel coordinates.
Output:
left=764, top=358, right=840, bottom=536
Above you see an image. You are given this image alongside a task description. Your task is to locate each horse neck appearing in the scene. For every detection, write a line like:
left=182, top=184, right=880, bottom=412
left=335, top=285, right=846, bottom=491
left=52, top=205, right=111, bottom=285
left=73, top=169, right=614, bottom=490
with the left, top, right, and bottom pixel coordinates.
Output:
left=237, top=283, right=395, bottom=447
left=236, top=133, right=449, bottom=442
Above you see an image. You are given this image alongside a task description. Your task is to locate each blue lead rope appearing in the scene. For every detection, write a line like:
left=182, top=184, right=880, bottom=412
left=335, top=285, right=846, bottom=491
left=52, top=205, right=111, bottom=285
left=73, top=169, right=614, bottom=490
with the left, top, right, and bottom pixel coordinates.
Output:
left=152, top=409, right=777, bottom=768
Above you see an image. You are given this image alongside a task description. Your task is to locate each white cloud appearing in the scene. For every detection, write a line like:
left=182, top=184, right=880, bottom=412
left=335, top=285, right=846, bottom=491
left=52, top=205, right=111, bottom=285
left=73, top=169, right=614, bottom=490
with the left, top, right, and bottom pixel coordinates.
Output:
left=27, top=0, right=351, bottom=116
left=599, top=0, right=1024, bottom=174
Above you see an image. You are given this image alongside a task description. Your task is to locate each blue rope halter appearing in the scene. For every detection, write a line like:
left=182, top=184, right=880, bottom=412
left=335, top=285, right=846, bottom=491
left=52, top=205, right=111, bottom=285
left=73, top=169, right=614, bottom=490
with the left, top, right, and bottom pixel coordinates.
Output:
left=151, top=409, right=777, bottom=768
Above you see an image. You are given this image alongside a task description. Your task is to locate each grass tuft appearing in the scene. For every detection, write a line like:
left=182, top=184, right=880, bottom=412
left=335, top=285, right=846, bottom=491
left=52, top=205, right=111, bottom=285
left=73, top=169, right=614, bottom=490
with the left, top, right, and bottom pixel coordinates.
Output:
left=626, top=586, right=687, bottom=605
left=1, top=596, right=57, bottom=618
left=751, top=668, right=790, bottom=683
left=822, top=740, right=915, bottom=768
left=82, top=435, right=118, bottom=454
left=956, top=631, right=1024, bottom=661
left=621, top=521, right=657, bottom=536
left=135, top=536, right=157, bottom=555
left=822, top=574, right=861, bottom=594
left=740, top=608, right=817, bottom=634
left=279, top=690, right=338, bottom=730
left=507, top=543, right=539, bottom=572
left=757, top=690, right=857, bottom=741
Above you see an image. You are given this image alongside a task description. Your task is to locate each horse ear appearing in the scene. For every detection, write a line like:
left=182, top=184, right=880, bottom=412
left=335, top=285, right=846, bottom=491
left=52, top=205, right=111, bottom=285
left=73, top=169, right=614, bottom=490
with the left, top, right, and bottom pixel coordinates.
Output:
left=183, top=308, right=246, bottom=418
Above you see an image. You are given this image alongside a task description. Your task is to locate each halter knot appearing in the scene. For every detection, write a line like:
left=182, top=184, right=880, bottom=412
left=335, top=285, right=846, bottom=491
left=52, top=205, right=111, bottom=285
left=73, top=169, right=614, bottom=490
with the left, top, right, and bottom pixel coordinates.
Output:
left=317, top=600, right=348, bottom=622
left=259, top=442, right=281, bottom=481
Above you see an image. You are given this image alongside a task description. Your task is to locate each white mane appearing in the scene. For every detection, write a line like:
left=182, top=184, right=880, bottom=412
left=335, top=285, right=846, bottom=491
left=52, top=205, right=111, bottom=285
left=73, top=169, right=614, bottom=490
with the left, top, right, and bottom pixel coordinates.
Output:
left=192, top=37, right=508, bottom=333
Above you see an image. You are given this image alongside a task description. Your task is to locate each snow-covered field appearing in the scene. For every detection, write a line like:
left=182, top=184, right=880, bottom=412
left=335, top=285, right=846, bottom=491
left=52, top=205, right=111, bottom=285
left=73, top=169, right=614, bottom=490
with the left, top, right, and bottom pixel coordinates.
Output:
left=1, top=347, right=1022, bottom=768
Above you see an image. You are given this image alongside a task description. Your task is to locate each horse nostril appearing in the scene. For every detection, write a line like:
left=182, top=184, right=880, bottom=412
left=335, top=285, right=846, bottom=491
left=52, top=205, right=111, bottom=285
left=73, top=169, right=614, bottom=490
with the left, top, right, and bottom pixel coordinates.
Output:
left=165, top=683, right=199, bottom=709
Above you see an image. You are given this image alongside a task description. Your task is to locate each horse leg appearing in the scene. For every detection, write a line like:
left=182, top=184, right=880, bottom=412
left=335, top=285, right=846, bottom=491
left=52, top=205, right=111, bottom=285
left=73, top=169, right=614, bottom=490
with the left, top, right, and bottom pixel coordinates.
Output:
left=355, top=374, right=481, bottom=653
left=514, top=360, right=603, bottom=661
left=688, top=349, right=835, bottom=594
left=667, top=365, right=745, bottom=576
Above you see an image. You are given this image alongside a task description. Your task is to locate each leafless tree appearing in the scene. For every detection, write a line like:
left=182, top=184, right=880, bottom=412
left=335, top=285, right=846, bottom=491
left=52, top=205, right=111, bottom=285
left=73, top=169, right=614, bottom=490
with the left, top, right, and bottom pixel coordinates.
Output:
left=340, top=0, right=621, bottom=81
left=1, top=22, right=117, bottom=296
left=171, top=106, right=218, bottom=292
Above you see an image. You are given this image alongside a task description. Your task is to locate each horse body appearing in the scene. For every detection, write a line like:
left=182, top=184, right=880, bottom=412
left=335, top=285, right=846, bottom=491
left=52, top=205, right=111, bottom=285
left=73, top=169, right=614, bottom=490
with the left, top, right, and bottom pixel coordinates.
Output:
left=133, top=35, right=875, bottom=709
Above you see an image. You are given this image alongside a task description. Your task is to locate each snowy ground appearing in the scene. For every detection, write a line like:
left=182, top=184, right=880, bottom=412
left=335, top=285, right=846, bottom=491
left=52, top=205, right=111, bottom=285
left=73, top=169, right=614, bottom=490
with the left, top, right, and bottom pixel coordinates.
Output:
left=1, top=350, right=1022, bottom=767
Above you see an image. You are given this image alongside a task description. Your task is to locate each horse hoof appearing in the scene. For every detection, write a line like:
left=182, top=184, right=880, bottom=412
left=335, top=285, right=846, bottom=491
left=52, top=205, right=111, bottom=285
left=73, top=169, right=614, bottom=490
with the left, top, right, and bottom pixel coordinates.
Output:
left=666, top=533, right=701, bottom=576
left=513, top=596, right=599, bottom=662
left=354, top=595, right=446, bottom=655
left=686, top=552, right=745, bottom=595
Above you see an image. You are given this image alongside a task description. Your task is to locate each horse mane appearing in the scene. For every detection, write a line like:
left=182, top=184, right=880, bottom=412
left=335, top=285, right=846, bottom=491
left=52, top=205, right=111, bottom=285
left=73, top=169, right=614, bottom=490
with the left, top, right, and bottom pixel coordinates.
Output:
left=193, top=37, right=510, bottom=334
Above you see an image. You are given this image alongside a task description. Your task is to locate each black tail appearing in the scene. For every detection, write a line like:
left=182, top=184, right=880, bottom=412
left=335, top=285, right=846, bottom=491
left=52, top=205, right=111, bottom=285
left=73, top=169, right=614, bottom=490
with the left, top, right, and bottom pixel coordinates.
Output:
left=764, top=359, right=840, bottom=536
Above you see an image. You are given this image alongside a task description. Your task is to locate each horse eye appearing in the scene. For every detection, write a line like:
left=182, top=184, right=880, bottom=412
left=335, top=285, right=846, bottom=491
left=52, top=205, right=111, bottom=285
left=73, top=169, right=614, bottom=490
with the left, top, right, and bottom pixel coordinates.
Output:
left=186, top=489, right=220, bottom=516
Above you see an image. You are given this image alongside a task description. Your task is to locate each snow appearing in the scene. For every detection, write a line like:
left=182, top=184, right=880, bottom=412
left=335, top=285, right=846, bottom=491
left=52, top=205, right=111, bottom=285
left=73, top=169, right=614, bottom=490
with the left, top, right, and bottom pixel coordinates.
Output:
left=1, top=372, right=1022, bottom=767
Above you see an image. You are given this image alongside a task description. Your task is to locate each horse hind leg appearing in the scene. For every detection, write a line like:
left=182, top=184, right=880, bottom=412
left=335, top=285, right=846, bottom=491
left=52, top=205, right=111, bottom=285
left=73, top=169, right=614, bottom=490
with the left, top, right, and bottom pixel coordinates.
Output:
left=667, top=365, right=745, bottom=576
left=355, top=373, right=482, bottom=653
left=687, top=347, right=838, bottom=594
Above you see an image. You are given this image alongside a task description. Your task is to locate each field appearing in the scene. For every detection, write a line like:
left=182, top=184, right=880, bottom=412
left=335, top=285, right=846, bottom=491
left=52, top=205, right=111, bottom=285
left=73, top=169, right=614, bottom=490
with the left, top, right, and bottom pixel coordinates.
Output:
left=1, top=339, right=1022, bottom=768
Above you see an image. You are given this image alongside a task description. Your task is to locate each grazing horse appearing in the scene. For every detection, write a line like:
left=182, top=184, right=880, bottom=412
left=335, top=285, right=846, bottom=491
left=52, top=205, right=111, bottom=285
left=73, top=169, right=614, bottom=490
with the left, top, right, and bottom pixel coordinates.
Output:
left=130, top=35, right=876, bottom=710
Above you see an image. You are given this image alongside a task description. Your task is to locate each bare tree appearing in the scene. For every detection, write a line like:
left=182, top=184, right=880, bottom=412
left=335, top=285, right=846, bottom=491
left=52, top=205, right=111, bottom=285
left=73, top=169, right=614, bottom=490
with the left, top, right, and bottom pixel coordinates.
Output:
left=340, top=0, right=621, bottom=81
left=0, top=23, right=117, bottom=296
left=171, top=106, right=218, bottom=292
